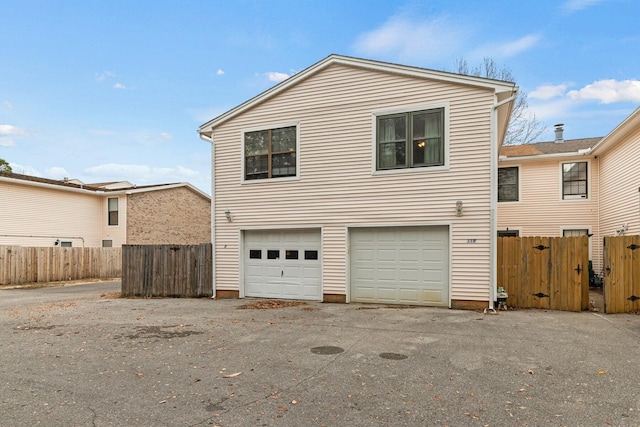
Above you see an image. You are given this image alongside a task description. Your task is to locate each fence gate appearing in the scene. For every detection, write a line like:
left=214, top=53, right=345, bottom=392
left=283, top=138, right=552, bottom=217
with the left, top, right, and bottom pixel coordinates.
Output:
left=603, top=236, right=640, bottom=314
left=497, top=236, right=589, bottom=312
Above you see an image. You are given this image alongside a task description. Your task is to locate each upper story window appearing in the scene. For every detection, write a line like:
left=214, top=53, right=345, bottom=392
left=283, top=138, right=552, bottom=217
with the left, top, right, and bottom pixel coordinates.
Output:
left=376, top=108, right=444, bottom=170
left=498, top=167, right=519, bottom=202
left=562, top=162, right=588, bottom=199
left=563, top=229, right=589, bottom=237
left=244, top=125, right=297, bottom=180
left=108, top=197, right=119, bottom=226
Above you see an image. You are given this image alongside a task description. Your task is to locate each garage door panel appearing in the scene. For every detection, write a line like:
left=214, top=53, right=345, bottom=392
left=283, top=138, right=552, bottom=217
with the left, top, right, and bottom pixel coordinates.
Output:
left=244, top=229, right=321, bottom=301
left=350, top=226, right=449, bottom=307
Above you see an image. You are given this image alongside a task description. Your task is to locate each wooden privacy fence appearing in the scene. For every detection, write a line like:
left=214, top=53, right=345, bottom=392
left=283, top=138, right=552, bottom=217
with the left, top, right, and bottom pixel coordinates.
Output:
left=497, top=236, right=589, bottom=312
left=121, top=244, right=212, bottom=298
left=603, top=235, right=640, bottom=314
left=0, top=246, right=122, bottom=286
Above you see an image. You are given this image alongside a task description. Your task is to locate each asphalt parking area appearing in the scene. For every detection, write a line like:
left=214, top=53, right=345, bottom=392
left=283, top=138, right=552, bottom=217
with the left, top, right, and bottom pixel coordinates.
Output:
left=2, top=281, right=640, bottom=426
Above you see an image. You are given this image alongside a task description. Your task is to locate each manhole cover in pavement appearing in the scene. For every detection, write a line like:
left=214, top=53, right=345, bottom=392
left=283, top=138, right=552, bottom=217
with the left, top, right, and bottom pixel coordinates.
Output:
left=310, top=346, right=344, bottom=355
left=379, top=352, right=408, bottom=360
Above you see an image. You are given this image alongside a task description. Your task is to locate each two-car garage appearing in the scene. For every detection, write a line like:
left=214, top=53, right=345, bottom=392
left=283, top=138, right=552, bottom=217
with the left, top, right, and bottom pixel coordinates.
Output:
left=242, top=226, right=450, bottom=306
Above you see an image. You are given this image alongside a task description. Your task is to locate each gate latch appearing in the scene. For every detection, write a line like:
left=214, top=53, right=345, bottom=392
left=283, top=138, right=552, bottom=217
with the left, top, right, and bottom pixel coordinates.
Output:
left=575, top=264, right=582, bottom=274
left=533, top=244, right=550, bottom=251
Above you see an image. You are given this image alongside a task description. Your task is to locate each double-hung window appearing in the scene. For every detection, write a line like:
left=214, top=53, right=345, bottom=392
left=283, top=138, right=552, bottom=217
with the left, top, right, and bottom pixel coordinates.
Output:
left=377, top=108, right=444, bottom=170
left=498, top=167, right=519, bottom=202
left=244, top=126, right=297, bottom=180
left=107, top=197, right=118, bottom=226
left=562, top=162, right=588, bottom=199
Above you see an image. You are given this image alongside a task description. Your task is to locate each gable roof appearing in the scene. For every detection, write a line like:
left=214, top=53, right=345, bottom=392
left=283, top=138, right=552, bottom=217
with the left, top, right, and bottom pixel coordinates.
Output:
left=0, top=172, right=210, bottom=200
left=591, top=107, right=640, bottom=155
left=199, top=54, right=517, bottom=137
left=500, top=137, right=602, bottom=159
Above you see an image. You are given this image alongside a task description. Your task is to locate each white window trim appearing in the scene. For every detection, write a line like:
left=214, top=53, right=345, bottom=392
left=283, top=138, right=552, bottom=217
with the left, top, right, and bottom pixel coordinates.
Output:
left=371, top=103, right=450, bottom=175
left=498, top=165, right=521, bottom=203
left=559, top=159, right=590, bottom=201
left=240, top=122, right=301, bottom=184
left=107, top=197, right=119, bottom=227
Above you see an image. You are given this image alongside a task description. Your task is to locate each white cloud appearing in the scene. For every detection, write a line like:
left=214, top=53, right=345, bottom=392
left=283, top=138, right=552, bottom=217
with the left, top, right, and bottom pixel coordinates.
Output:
left=144, top=132, right=173, bottom=141
left=113, top=83, right=127, bottom=90
left=0, top=124, right=28, bottom=137
left=216, top=69, right=225, bottom=76
left=567, top=79, right=640, bottom=104
left=8, top=163, right=41, bottom=176
left=96, top=71, right=116, bottom=82
left=530, top=84, right=570, bottom=100
left=266, top=72, right=290, bottom=83
left=488, top=34, right=541, bottom=58
left=0, top=124, right=29, bottom=146
left=563, top=0, right=604, bottom=12
left=83, top=163, right=200, bottom=184
left=352, top=14, right=471, bottom=62
left=45, top=167, right=70, bottom=179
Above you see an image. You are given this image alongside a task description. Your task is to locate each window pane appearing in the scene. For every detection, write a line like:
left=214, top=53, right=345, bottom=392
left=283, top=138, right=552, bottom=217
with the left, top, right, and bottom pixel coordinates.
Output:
left=249, top=249, right=262, bottom=259
left=102, top=240, right=113, bottom=247
left=267, top=250, right=279, bottom=260
left=271, top=127, right=296, bottom=152
left=563, top=229, right=588, bottom=237
left=245, top=130, right=269, bottom=155
left=108, top=210, right=118, bottom=226
left=285, top=250, right=298, bottom=260
left=379, top=116, right=406, bottom=142
left=498, top=167, right=518, bottom=202
left=379, top=142, right=406, bottom=168
left=304, top=250, right=318, bottom=260
left=245, top=155, right=269, bottom=180
left=272, top=153, right=296, bottom=177
left=562, top=162, right=588, bottom=198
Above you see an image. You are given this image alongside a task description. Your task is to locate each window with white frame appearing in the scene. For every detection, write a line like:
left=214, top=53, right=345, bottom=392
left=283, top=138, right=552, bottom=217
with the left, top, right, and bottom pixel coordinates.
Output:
left=563, top=229, right=589, bottom=237
left=108, top=197, right=119, bottom=226
left=244, top=125, right=297, bottom=180
left=498, top=167, right=519, bottom=202
left=562, top=162, right=588, bottom=199
left=498, top=230, right=519, bottom=237
left=376, top=108, right=444, bottom=170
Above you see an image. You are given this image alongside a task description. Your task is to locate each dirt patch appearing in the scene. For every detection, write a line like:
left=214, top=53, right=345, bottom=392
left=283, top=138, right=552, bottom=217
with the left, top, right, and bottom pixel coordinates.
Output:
left=238, top=300, right=308, bottom=310
left=0, top=278, right=119, bottom=290
left=119, top=325, right=203, bottom=340
left=101, top=291, right=122, bottom=299
left=9, top=301, right=78, bottom=319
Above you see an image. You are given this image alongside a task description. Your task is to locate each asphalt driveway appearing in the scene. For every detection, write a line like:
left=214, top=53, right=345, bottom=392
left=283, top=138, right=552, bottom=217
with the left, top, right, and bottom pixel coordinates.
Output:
left=1, top=281, right=639, bottom=426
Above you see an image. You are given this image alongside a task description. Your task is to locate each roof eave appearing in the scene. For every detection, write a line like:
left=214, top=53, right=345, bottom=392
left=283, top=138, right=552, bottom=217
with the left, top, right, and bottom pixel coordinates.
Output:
left=198, top=54, right=517, bottom=135
left=591, top=107, right=640, bottom=155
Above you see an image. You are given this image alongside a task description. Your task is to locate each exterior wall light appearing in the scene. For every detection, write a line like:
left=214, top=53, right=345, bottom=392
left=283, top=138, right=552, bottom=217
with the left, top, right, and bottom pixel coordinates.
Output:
left=455, top=200, right=463, bottom=217
left=224, top=208, right=232, bottom=222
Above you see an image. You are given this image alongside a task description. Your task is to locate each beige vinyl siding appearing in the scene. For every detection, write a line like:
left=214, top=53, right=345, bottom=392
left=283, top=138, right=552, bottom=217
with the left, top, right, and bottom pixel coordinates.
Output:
left=599, top=125, right=640, bottom=237
left=212, top=63, right=497, bottom=302
left=0, top=181, right=111, bottom=247
left=498, top=156, right=601, bottom=270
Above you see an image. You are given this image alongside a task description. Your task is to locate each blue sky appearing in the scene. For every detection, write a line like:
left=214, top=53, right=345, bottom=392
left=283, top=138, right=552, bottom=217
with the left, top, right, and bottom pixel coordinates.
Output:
left=1, top=0, right=638, bottom=195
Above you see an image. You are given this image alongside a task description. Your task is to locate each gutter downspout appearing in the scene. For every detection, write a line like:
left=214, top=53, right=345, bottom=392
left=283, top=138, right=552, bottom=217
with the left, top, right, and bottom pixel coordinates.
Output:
left=489, top=91, right=518, bottom=311
left=199, top=132, right=216, bottom=299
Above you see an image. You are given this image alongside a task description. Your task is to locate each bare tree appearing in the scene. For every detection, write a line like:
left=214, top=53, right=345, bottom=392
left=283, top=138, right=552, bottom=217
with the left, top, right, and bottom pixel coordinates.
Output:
left=0, top=158, right=12, bottom=173
left=455, top=58, right=546, bottom=145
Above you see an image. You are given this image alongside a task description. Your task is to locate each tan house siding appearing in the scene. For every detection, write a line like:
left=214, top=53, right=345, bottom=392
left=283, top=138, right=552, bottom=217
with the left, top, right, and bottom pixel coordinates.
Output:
left=211, top=62, right=502, bottom=302
left=498, top=155, right=601, bottom=269
left=0, top=180, right=107, bottom=247
left=126, top=187, right=211, bottom=244
left=598, top=125, right=640, bottom=237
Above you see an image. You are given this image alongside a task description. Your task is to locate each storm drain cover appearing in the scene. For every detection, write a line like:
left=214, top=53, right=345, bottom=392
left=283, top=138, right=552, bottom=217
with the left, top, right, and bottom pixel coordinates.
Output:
left=311, top=346, right=344, bottom=355
left=379, top=352, right=408, bottom=360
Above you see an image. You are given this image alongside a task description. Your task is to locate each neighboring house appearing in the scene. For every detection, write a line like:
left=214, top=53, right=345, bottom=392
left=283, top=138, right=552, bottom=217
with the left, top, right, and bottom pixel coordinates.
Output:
left=0, top=172, right=211, bottom=247
left=199, top=54, right=517, bottom=309
left=498, top=107, right=640, bottom=273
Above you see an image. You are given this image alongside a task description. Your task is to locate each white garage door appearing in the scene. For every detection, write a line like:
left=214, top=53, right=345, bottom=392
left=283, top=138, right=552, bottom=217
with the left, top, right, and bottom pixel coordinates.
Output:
left=350, top=226, right=449, bottom=306
left=243, top=229, right=321, bottom=300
